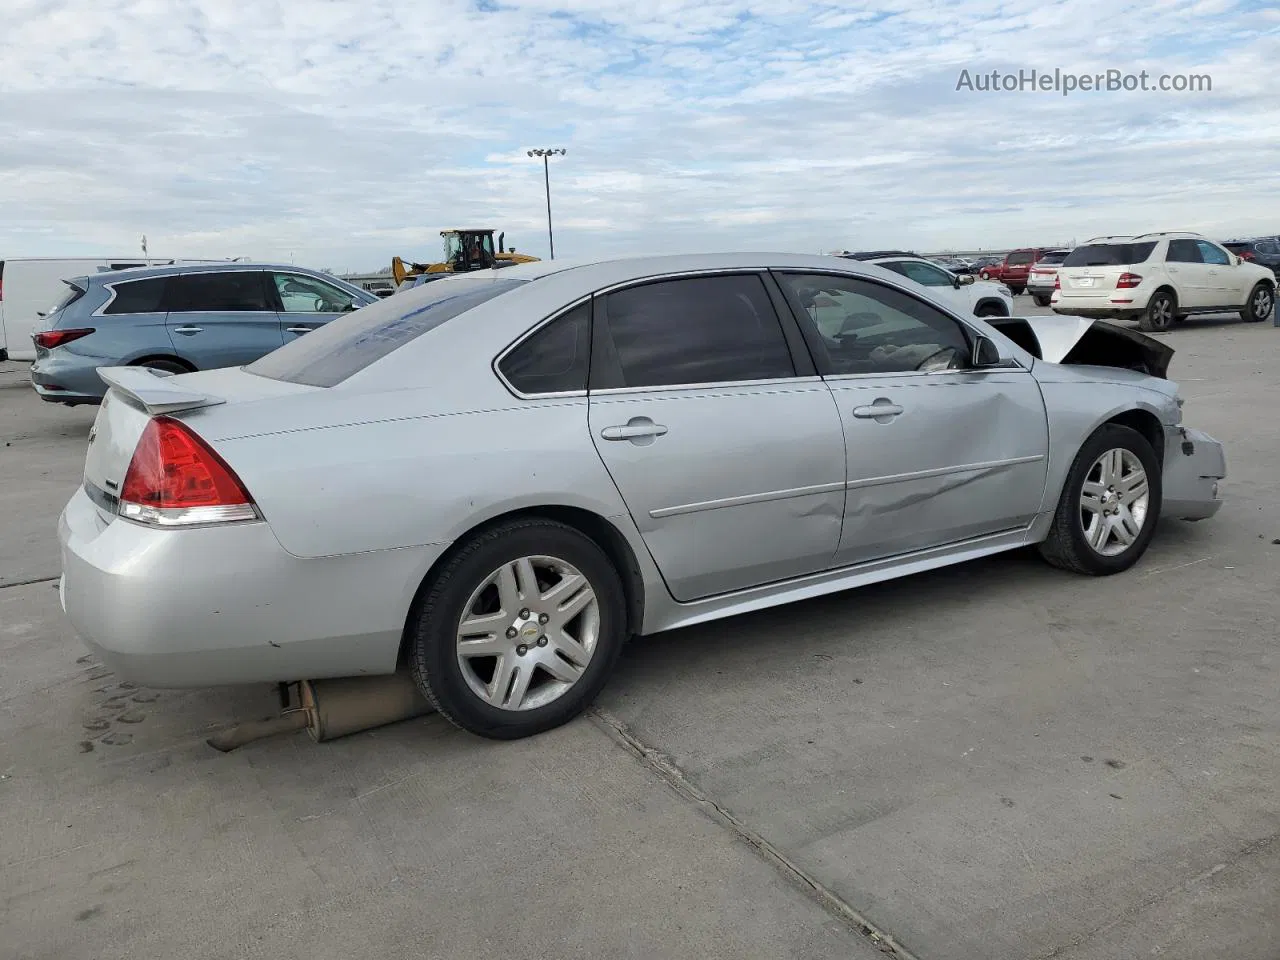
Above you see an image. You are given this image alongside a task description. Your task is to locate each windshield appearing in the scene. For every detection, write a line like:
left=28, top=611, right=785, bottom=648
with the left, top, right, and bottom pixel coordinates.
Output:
left=1062, top=242, right=1157, bottom=267
left=247, top=276, right=525, bottom=387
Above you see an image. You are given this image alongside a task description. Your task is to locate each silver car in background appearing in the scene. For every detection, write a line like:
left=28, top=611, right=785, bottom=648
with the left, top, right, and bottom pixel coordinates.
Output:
left=58, top=253, right=1226, bottom=740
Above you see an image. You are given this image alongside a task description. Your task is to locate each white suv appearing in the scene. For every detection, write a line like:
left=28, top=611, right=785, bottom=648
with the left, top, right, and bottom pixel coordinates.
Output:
left=1052, top=232, right=1277, bottom=332
left=852, top=254, right=1014, bottom=317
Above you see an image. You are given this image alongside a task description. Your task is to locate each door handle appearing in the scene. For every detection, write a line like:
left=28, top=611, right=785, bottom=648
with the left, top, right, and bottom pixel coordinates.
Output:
left=600, top=418, right=668, bottom=442
left=286, top=326, right=316, bottom=334
left=172, top=326, right=203, bottom=335
left=852, top=400, right=904, bottom=420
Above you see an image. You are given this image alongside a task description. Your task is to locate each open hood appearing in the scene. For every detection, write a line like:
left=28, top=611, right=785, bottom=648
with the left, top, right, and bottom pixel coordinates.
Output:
left=986, top=315, right=1174, bottom=379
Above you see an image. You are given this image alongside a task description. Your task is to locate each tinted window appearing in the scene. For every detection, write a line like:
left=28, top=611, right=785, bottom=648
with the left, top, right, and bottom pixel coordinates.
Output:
left=1036, top=251, right=1069, bottom=265
left=1063, top=243, right=1157, bottom=267
left=1166, top=239, right=1203, bottom=264
left=1257, top=241, right=1279, bottom=256
left=1196, top=240, right=1230, bottom=266
left=777, top=273, right=970, bottom=376
left=1006, top=251, right=1034, bottom=265
left=103, top=277, right=168, bottom=314
left=598, top=274, right=794, bottom=389
left=894, top=260, right=953, bottom=287
left=499, top=302, right=590, bottom=395
left=248, top=276, right=525, bottom=387
left=167, top=271, right=271, bottom=312
left=271, top=272, right=359, bottom=313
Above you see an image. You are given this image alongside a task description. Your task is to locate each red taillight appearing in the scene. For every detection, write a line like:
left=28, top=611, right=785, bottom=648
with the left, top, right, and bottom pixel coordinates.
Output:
left=1116, top=273, right=1143, bottom=289
left=33, top=328, right=95, bottom=349
left=1054, top=275, right=1061, bottom=289
left=118, top=417, right=257, bottom=526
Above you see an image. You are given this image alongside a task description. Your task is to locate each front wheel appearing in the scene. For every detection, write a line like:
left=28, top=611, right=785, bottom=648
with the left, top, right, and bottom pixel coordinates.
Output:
left=407, top=518, right=628, bottom=739
left=979, top=270, right=992, bottom=280
left=1241, top=282, right=1274, bottom=323
left=1139, top=290, right=1176, bottom=332
left=1037, top=424, right=1162, bottom=576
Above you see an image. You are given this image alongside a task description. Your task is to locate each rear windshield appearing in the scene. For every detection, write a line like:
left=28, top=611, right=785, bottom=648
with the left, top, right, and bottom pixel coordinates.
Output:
left=247, top=276, right=526, bottom=387
left=1062, top=242, right=1157, bottom=267
left=1035, top=251, right=1069, bottom=265
left=47, top=279, right=87, bottom=316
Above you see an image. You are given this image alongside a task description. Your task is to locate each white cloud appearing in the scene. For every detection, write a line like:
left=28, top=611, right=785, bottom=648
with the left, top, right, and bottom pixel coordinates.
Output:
left=0, top=0, right=1276, bottom=271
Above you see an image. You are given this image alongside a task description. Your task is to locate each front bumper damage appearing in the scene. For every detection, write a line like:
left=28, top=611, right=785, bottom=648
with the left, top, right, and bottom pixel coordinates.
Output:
left=1162, top=426, right=1226, bottom=521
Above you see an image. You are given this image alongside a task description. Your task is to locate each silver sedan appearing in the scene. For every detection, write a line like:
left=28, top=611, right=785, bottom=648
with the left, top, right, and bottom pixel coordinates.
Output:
left=58, top=253, right=1226, bottom=740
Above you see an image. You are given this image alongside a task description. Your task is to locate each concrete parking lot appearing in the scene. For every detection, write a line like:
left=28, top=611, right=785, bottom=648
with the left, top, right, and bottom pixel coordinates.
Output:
left=3, top=300, right=1278, bottom=960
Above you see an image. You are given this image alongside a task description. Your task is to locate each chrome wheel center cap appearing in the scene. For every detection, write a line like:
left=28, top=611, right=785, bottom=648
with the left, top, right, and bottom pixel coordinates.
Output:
left=516, top=620, right=541, bottom=643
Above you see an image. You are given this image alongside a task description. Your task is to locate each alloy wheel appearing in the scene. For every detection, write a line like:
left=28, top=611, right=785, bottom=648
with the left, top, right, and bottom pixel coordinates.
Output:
left=455, top=555, right=600, bottom=711
left=1253, top=288, right=1273, bottom=320
left=1079, top=448, right=1149, bottom=557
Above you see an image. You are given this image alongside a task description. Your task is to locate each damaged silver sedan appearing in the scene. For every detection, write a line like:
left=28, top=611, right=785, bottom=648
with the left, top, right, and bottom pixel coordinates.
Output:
left=59, top=253, right=1225, bottom=740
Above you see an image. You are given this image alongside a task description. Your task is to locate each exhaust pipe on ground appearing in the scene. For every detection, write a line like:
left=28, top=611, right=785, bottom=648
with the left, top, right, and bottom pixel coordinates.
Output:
left=206, top=672, right=434, bottom=752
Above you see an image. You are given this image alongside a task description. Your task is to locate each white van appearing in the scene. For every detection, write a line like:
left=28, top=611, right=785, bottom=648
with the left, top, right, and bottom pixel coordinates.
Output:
left=0, top=257, right=225, bottom=361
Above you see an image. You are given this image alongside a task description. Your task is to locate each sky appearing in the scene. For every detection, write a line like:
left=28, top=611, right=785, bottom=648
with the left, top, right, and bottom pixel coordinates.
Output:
left=1, top=0, right=1278, bottom=272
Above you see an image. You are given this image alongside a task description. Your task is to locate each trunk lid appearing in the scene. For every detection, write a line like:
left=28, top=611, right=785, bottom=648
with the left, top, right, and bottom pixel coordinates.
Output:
left=1056, top=265, right=1123, bottom=296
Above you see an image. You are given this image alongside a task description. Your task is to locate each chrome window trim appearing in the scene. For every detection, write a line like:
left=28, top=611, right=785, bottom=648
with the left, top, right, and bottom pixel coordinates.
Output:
left=588, top=375, right=827, bottom=398
left=93, top=267, right=275, bottom=318
left=268, top=270, right=368, bottom=313
left=492, top=295, right=593, bottom=400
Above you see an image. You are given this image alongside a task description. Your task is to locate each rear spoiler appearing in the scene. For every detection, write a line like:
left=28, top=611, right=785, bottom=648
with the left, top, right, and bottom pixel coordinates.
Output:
left=97, top=366, right=226, bottom=415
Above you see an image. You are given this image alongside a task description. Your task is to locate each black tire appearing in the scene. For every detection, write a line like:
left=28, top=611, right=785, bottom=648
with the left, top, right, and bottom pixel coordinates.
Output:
left=1240, top=282, right=1274, bottom=323
left=132, top=358, right=191, bottom=375
left=975, top=302, right=1007, bottom=318
left=1139, top=290, right=1176, bottom=332
left=1037, top=423, right=1162, bottom=576
left=979, top=270, right=992, bottom=280
left=407, top=518, right=627, bottom=740
left=1033, top=294, right=1052, bottom=307
left=1009, top=285, right=1025, bottom=296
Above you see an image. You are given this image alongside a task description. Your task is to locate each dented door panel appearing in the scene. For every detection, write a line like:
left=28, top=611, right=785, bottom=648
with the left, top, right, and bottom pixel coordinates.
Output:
left=828, top=369, right=1050, bottom=565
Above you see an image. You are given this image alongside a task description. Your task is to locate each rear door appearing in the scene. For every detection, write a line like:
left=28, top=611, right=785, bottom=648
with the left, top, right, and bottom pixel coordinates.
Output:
left=266, top=270, right=364, bottom=341
left=587, top=271, right=847, bottom=602
left=1164, top=239, right=1210, bottom=307
left=773, top=270, right=1049, bottom=565
left=163, top=270, right=284, bottom=369
left=1195, top=240, right=1239, bottom=304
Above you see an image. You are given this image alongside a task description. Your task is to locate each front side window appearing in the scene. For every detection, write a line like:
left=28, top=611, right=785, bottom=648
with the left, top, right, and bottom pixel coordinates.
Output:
left=1196, top=240, right=1231, bottom=266
left=893, top=260, right=954, bottom=287
left=166, top=271, right=272, bottom=312
left=103, top=277, right=168, bottom=314
left=272, top=272, right=359, bottom=313
left=498, top=302, right=590, bottom=395
left=776, top=272, right=971, bottom=376
left=596, top=274, right=795, bottom=389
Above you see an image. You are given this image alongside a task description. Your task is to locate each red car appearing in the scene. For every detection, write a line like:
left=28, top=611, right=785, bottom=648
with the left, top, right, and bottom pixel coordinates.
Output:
left=978, top=248, right=1052, bottom=294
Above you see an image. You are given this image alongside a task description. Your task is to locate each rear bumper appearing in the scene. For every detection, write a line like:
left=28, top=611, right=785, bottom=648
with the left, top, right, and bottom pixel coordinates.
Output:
left=1051, top=304, right=1140, bottom=320
left=1026, top=281, right=1056, bottom=296
left=30, top=358, right=108, bottom=404
left=1162, top=426, right=1226, bottom=521
left=58, top=487, right=445, bottom=688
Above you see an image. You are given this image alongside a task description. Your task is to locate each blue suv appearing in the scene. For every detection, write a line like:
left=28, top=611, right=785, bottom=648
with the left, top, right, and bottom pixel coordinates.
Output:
left=29, top=263, right=377, bottom=405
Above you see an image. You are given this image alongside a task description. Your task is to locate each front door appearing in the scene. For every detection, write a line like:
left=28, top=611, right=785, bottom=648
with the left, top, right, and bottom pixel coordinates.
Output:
left=268, top=270, right=363, bottom=341
left=772, top=271, right=1049, bottom=565
left=587, top=272, right=847, bottom=602
left=163, top=270, right=284, bottom=369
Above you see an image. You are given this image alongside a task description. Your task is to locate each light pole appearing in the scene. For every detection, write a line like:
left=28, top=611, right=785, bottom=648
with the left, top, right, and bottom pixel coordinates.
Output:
left=527, top=147, right=566, bottom=259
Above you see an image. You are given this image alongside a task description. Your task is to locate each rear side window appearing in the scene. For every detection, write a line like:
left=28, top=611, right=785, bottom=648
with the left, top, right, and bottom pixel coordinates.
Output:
left=1166, top=240, right=1203, bottom=264
left=166, top=271, right=272, bottom=312
left=1062, top=243, right=1157, bottom=267
left=596, top=274, right=795, bottom=389
left=498, top=302, right=590, bottom=395
left=248, top=276, right=525, bottom=387
left=103, top=277, right=169, bottom=314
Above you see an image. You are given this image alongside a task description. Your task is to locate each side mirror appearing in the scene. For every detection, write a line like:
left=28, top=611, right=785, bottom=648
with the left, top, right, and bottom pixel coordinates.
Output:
left=1232, top=254, right=1243, bottom=266
left=972, top=335, right=1005, bottom=368
left=958, top=274, right=976, bottom=286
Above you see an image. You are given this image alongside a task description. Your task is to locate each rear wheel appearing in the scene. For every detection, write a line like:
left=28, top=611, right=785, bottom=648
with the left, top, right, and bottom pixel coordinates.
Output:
left=1033, top=294, right=1052, bottom=307
left=1037, top=424, right=1162, bottom=576
left=1139, top=290, right=1176, bottom=332
left=407, top=518, right=627, bottom=740
left=1241, top=282, right=1274, bottom=323
left=975, top=302, right=1007, bottom=318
